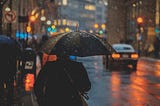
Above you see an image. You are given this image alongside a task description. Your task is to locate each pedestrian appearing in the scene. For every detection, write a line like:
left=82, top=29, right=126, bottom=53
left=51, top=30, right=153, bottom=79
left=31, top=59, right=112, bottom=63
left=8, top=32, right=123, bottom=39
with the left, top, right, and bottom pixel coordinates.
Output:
left=0, top=36, right=22, bottom=106
left=38, top=34, right=49, bottom=48
left=34, top=54, right=91, bottom=106
left=153, top=36, right=160, bottom=58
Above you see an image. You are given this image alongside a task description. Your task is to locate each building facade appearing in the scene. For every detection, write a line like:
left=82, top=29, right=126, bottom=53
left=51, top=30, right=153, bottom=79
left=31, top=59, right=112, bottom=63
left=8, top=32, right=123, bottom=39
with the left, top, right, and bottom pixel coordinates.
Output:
left=106, top=0, right=126, bottom=44
left=55, top=0, right=106, bottom=33
left=125, top=0, right=157, bottom=53
left=107, top=0, right=159, bottom=54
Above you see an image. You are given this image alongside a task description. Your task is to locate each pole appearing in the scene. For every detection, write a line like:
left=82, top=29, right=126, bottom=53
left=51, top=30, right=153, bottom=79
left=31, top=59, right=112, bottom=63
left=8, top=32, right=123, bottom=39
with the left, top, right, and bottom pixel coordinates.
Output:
left=0, top=6, right=3, bottom=34
left=136, top=32, right=141, bottom=56
left=0, top=0, right=8, bottom=34
left=7, top=0, right=12, bottom=37
left=156, top=0, right=160, bottom=36
left=156, top=0, right=159, bottom=27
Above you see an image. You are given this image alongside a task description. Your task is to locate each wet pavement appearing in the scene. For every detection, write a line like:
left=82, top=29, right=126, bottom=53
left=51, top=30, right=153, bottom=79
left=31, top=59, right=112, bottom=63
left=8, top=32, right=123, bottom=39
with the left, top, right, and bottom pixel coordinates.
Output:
left=13, top=85, right=38, bottom=106
left=12, top=56, right=160, bottom=106
left=77, top=56, right=160, bottom=106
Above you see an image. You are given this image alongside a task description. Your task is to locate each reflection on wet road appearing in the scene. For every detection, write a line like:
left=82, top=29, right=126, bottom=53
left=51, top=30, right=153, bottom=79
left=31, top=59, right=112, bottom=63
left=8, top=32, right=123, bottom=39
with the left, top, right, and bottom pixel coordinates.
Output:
left=77, top=56, right=160, bottom=106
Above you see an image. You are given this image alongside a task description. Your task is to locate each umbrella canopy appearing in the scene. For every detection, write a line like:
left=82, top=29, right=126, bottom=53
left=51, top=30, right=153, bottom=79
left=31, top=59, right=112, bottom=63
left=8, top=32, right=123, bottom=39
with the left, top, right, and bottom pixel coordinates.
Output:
left=0, top=35, right=23, bottom=80
left=39, top=31, right=110, bottom=57
left=0, top=35, right=23, bottom=57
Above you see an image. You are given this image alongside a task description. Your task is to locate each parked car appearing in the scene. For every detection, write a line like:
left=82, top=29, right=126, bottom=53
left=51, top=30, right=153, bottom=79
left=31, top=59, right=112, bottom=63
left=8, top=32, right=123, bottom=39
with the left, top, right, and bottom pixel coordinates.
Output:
left=105, top=43, right=139, bottom=70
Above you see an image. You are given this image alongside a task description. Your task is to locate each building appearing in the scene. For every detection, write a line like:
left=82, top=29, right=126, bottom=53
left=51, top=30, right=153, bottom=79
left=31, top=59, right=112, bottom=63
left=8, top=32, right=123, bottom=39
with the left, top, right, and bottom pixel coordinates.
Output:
left=125, top=0, right=157, bottom=54
left=54, top=0, right=106, bottom=33
left=106, top=0, right=126, bottom=44
left=106, top=0, right=160, bottom=55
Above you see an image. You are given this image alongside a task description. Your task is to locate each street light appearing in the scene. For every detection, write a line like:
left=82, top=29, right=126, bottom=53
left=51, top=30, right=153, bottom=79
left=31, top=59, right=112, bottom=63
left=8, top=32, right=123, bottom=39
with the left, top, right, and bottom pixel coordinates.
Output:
left=94, top=23, right=99, bottom=29
left=101, top=23, right=106, bottom=30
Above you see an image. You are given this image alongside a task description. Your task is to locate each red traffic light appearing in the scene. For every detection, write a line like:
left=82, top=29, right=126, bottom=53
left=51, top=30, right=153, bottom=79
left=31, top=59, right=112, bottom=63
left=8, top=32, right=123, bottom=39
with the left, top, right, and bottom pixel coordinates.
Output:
left=137, top=17, right=143, bottom=24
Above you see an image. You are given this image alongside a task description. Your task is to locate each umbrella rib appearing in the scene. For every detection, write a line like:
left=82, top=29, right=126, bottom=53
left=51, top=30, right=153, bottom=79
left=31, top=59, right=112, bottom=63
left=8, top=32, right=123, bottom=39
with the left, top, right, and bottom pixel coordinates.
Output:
left=83, top=31, right=114, bottom=54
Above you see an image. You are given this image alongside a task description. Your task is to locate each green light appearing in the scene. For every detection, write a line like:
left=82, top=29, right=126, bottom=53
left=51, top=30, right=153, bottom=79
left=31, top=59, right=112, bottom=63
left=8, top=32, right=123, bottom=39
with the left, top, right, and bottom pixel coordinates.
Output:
left=99, top=30, right=103, bottom=34
left=155, top=27, right=159, bottom=33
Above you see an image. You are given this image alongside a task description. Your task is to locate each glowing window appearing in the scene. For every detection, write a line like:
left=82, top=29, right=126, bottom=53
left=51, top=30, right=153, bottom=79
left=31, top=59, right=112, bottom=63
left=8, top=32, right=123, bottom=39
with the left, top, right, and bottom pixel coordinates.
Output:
left=84, top=4, right=96, bottom=11
left=62, top=0, right=67, bottom=5
left=62, top=19, right=67, bottom=25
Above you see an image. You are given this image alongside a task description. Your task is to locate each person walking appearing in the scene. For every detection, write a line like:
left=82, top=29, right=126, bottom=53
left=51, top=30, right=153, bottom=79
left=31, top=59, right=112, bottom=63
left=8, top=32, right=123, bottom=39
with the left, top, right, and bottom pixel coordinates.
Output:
left=153, top=36, right=160, bottom=58
left=0, top=36, right=22, bottom=106
left=34, top=55, right=91, bottom=106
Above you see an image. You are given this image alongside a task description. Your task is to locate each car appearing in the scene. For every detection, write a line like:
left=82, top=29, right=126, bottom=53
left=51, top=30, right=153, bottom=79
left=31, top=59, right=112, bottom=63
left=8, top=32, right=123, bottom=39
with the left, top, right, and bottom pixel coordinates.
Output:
left=105, top=43, right=139, bottom=70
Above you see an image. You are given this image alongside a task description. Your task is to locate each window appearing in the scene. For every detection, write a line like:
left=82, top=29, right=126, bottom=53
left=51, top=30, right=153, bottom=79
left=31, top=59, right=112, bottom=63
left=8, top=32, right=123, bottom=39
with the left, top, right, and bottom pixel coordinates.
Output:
left=62, top=0, right=67, bottom=5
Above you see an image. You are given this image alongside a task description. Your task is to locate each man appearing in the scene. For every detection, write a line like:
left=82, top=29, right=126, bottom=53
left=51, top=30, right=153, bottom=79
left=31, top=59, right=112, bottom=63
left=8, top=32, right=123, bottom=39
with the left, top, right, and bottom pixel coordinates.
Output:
left=0, top=35, right=22, bottom=105
left=34, top=55, right=91, bottom=106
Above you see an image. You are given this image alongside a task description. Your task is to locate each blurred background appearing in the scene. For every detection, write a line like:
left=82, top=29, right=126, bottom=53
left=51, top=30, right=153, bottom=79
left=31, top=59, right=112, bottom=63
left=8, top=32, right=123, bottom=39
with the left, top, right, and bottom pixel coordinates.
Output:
left=0, top=0, right=160, bottom=57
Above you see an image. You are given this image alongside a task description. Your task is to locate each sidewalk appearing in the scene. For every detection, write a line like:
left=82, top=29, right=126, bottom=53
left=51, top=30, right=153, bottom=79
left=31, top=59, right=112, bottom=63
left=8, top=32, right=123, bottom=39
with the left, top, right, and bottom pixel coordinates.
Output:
left=13, top=85, right=38, bottom=106
left=137, top=56, right=160, bottom=71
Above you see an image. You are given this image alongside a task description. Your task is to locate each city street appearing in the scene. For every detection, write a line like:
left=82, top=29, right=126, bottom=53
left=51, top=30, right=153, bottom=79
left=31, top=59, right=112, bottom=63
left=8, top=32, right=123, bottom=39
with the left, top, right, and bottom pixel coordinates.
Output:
left=14, top=56, right=160, bottom=106
left=77, top=56, right=160, bottom=106
left=0, top=0, right=160, bottom=106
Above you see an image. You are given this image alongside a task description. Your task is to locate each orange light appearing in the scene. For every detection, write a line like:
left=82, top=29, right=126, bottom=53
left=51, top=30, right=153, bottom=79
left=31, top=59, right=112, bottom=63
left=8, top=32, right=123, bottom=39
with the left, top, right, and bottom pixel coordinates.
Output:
left=24, top=74, right=34, bottom=91
left=131, top=54, right=139, bottom=59
left=94, top=23, right=99, bottom=29
left=112, top=53, right=120, bottom=59
left=48, top=55, right=57, bottom=61
left=29, top=15, right=36, bottom=22
left=42, top=53, right=57, bottom=67
left=137, top=17, right=143, bottom=24
left=51, top=25, right=56, bottom=29
left=26, top=26, right=31, bottom=32
left=101, top=24, right=106, bottom=29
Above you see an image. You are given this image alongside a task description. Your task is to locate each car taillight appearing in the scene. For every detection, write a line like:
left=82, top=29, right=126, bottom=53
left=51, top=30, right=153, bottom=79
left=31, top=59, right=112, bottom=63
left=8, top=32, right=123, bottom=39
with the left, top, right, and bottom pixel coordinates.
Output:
left=131, top=54, right=139, bottom=59
left=112, top=53, right=120, bottom=59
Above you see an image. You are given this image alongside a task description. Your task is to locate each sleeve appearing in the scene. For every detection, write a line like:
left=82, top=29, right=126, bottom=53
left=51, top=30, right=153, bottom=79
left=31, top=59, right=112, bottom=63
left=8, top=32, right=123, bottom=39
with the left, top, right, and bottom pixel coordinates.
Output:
left=77, top=63, right=91, bottom=92
left=33, top=64, right=48, bottom=102
left=69, top=62, right=91, bottom=93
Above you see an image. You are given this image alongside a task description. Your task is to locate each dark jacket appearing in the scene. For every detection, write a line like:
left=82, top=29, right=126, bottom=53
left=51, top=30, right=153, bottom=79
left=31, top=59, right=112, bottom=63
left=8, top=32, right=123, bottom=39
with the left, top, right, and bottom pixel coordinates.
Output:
left=34, top=59, right=91, bottom=106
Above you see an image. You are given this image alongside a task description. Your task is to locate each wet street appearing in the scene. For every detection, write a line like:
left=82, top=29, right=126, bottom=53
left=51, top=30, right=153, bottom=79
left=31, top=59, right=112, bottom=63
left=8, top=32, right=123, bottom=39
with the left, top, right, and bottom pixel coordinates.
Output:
left=77, top=56, right=160, bottom=106
left=15, top=56, right=160, bottom=106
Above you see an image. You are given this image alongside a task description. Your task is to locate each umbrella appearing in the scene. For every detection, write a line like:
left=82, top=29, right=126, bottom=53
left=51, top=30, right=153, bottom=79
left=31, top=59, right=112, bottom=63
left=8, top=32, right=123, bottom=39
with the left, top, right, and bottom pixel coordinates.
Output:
left=39, top=31, right=110, bottom=57
left=0, top=35, right=23, bottom=57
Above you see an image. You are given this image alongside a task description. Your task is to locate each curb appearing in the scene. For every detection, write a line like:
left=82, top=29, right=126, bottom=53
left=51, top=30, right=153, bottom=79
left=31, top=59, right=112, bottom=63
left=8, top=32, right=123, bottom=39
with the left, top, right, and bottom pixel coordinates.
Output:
left=137, top=57, right=160, bottom=71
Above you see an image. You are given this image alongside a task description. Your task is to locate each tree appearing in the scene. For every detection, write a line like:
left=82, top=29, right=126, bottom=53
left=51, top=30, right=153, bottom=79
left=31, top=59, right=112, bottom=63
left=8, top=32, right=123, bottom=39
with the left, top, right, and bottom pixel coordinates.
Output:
left=0, top=0, right=8, bottom=34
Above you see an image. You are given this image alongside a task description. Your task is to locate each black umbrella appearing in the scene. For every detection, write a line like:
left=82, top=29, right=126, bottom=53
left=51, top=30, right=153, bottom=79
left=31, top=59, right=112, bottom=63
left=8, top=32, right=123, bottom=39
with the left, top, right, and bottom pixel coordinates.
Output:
left=39, top=31, right=110, bottom=57
left=0, top=35, right=23, bottom=57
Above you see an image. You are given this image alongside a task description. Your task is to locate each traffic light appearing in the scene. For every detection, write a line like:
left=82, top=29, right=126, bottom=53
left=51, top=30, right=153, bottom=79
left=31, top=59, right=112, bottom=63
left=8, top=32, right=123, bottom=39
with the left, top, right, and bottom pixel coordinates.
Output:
left=47, top=25, right=57, bottom=33
left=137, top=17, right=143, bottom=25
left=136, top=17, right=144, bottom=33
left=99, top=30, right=103, bottom=35
left=155, top=27, right=160, bottom=33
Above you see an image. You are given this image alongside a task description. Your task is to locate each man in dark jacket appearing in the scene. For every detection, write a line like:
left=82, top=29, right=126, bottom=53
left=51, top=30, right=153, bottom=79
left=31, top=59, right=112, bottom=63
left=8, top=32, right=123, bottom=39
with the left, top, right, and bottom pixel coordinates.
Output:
left=34, top=55, right=91, bottom=106
left=0, top=36, right=22, bottom=105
